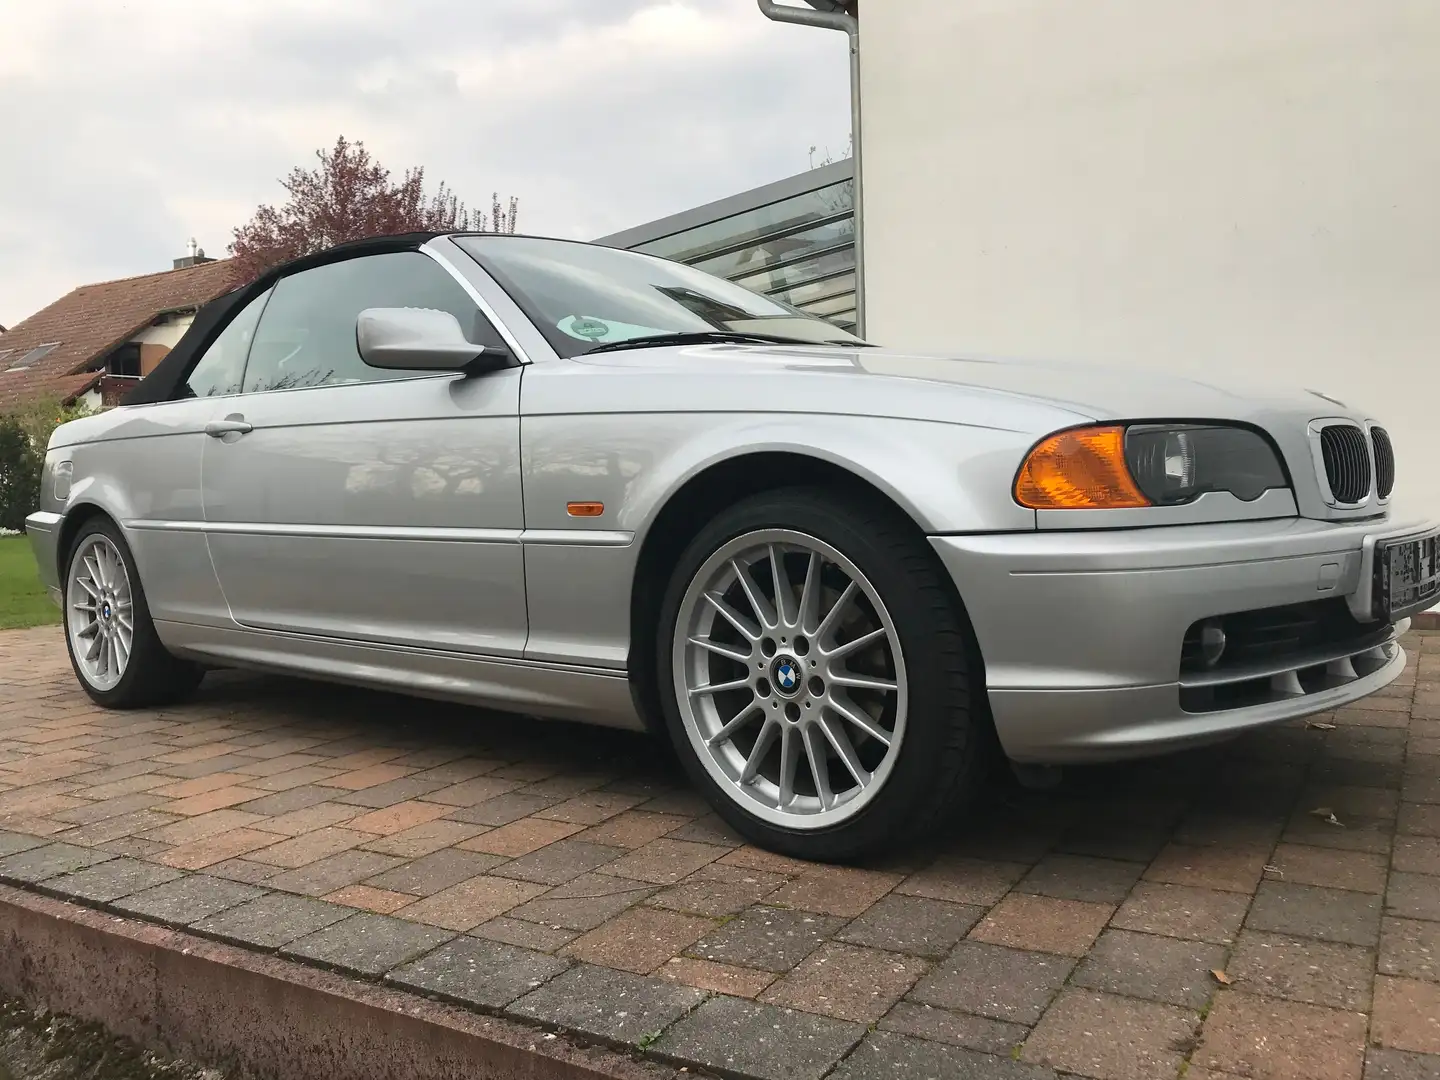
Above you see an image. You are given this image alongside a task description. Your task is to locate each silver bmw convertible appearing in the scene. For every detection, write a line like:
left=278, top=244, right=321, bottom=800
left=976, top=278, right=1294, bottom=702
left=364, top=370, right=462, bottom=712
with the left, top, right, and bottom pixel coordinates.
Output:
left=25, top=232, right=1440, bottom=860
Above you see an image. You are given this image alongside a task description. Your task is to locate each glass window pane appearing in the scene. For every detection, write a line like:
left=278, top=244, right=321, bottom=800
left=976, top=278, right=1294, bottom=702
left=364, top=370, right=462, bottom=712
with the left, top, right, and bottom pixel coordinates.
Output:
left=692, top=216, right=854, bottom=281
left=769, top=271, right=856, bottom=309
left=798, top=292, right=859, bottom=318
left=635, top=180, right=854, bottom=265
left=182, top=288, right=271, bottom=398
left=242, top=252, right=482, bottom=394
left=732, top=247, right=856, bottom=296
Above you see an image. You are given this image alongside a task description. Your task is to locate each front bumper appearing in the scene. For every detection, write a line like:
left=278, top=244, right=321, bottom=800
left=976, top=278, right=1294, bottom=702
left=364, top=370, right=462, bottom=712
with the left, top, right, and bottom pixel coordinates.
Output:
left=932, top=515, right=1432, bottom=764
left=24, top=511, right=63, bottom=605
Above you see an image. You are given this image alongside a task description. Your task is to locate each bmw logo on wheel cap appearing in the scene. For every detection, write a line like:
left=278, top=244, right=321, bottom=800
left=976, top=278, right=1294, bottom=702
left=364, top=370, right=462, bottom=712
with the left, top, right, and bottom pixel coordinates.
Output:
left=772, top=656, right=801, bottom=695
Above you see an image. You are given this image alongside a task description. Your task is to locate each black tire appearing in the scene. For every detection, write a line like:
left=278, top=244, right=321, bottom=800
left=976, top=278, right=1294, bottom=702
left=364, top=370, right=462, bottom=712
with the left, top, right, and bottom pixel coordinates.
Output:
left=61, top=517, right=204, bottom=709
left=656, top=487, right=991, bottom=862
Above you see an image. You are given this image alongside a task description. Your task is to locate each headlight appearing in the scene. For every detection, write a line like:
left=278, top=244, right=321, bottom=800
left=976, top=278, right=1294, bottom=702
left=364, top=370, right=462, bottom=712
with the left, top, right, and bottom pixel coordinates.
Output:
left=1014, top=423, right=1287, bottom=509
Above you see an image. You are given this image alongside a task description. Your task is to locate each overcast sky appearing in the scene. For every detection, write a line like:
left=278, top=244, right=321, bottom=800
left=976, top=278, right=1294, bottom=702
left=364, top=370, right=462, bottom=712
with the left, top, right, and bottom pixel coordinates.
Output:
left=0, top=0, right=851, bottom=328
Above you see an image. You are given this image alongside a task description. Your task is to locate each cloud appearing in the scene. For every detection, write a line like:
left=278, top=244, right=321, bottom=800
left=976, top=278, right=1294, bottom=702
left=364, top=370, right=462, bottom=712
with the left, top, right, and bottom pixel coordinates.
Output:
left=0, top=0, right=850, bottom=327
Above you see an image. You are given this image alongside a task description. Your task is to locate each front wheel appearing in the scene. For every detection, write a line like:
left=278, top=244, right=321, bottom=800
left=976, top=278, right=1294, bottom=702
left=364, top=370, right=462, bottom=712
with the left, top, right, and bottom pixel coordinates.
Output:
left=657, top=488, right=989, bottom=862
left=63, top=518, right=203, bottom=708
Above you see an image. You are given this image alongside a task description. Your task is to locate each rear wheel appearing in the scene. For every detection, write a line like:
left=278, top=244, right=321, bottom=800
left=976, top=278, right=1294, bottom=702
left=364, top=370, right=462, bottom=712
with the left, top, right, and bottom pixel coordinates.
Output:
left=657, top=488, right=988, bottom=862
left=63, top=518, right=203, bottom=708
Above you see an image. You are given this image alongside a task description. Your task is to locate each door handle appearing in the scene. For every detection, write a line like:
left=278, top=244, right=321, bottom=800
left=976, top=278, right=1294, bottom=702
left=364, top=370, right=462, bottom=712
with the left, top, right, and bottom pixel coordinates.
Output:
left=205, top=415, right=252, bottom=438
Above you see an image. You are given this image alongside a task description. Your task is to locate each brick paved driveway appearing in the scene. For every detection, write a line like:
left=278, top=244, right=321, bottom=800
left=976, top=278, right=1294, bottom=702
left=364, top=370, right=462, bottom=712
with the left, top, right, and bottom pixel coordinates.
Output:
left=2, top=624, right=1438, bottom=1080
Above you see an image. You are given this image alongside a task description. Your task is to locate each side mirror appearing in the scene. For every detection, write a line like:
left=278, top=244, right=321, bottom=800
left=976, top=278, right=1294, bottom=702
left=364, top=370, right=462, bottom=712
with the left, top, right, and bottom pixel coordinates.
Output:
left=357, top=308, right=511, bottom=374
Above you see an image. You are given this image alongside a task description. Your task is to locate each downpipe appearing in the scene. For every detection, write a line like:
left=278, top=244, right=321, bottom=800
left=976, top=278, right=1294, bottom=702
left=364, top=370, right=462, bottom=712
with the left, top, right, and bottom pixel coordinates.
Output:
left=756, top=0, right=866, bottom=339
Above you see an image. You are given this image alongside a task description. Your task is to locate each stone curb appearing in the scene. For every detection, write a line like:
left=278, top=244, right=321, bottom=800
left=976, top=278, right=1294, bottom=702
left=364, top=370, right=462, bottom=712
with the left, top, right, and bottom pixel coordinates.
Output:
left=1413, top=609, right=1439, bottom=630
left=0, top=882, right=682, bottom=1080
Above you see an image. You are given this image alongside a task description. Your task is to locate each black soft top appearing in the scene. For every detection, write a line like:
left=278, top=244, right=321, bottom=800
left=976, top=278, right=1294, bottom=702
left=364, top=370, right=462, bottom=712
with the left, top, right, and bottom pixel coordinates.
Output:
left=121, top=232, right=444, bottom=406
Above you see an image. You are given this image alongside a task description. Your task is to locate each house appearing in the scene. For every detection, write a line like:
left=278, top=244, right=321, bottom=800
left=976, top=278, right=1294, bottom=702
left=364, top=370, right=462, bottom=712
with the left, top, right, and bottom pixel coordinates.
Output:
left=0, top=245, right=240, bottom=412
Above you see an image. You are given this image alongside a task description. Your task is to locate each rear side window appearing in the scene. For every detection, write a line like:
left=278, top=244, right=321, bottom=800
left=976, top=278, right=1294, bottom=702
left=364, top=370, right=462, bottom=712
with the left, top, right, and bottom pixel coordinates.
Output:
left=182, top=288, right=271, bottom=398
left=241, top=252, right=488, bottom=394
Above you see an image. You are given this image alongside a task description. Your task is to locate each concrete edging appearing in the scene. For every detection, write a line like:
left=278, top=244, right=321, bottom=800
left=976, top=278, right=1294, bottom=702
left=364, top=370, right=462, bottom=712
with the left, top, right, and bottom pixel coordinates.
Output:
left=1413, top=608, right=1439, bottom=631
left=0, top=883, right=679, bottom=1080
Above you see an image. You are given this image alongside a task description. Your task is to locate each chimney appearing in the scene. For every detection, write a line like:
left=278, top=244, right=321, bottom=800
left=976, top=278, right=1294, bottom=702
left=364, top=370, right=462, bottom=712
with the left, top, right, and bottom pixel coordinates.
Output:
left=173, top=237, right=216, bottom=270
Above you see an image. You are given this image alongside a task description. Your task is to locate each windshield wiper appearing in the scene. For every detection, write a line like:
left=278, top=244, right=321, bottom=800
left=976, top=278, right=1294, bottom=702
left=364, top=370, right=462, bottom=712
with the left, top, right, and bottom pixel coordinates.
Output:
left=584, top=331, right=837, bottom=354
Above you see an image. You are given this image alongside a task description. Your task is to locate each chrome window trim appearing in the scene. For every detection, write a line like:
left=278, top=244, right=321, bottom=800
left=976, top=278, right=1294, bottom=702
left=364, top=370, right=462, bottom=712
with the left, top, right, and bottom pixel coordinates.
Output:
left=419, top=243, right=535, bottom=365
left=422, top=237, right=562, bottom=366
left=123, top=519, right=633, bottom=547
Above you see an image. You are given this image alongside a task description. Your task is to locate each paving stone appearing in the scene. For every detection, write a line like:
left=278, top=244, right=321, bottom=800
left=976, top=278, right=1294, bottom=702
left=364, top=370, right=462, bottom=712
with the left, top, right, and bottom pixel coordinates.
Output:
left=653, top=993, right=863, bottom=1080
left=1374, top=976, right=1440, bottom=1055
left=686, top=905, right=846, bottom=973
left=1017, top=853, right=1144, bottom=905
left=512, top=963, right=707, bottom=1048
left=424, top=775, right=526, bottom=808
left=764, top=865, right=902, bottom=918
left=0, top=842, right=113, bottom=882
left=111, top=874, right=265, bottom=926
left=1365, top=1047, right=1440, bottom=1078
left=491, top=839, right=624, bottom=886
left=204, top=858, right=281, bottom=886
left=1072, top=928, right=1227, bottom=1008
left=648, top=862, right=784, bottom=917
left=878, top=1001, right=1029, bottom=1057
left=535, top=792, right=644, bottom=825
left=397, top=874, right=548, bottom=932
left=656, top=956, right=776, bottom=998
left=1271, top=843, right=1390, bottom=893
left=1227, top=930, right=1376, bottom=1010
left=322, top=883, right=416, bottom=915
left=360, top=848, right=505, bottom=896
left=265, top=849, right=406, bottom=897
left=471, top=916, right=579, bottom=952
left=1248, top=881, right=1384, bottom=946
left=458, top=817, right=584, bottom=857
left=386, top=935, right=569, bottom=1008
left=760, top=942, right=928, bottom=1023
left=192, top=892, right=352, bottom=949
left=280, top=912, right=455, bottom=977
left=574, top=810, right=690, bottom=849
left=1389, top=873, right=1440, bottom=922
left=836, top=893, right=984, bottom=959
left=1021, top=989, right=1198, bottom=1080
left=562, top=905, right=712, bottom=974
left=1399, top=804, right=1440, bottom=839
left=605, top=838, right=728, bottom=886
left=664, top=813, right=745, bottom=847
left=444, top=792, right=561, bottom=826
left=908, top=941, right=1074, bottom=1024
left=359, top=819, right=485, bottom=858
left=1145, top=841, right=1272, bottom=893
left=1395, top=838, right=1440, bottom=877
left=46, top=857, right=184, bottom=903
left=507, top=871, right=657, bottom=932
left=331, top=776, right=450, bottom=808
left=1380, top=917, right=1440, bottom=982
left=969, top=892, right=1113, bottom=956
left=895, top=855, right=1028, bottom=906
left=1196, top=991, right=1369, bottom=1080
left=829, top=1030, right=1053, bottom=1080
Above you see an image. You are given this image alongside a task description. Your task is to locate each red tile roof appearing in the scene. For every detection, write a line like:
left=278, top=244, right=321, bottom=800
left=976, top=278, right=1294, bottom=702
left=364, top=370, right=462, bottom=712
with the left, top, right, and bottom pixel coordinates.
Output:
left=0, top=259, right=242, bottom=410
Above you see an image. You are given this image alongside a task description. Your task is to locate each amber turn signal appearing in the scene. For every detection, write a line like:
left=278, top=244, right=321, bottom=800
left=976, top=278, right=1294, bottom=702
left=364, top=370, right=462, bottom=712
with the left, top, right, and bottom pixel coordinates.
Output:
left=566, top=501, right=605, bottom=517
left=1014, top=426, right=1152, bottom=510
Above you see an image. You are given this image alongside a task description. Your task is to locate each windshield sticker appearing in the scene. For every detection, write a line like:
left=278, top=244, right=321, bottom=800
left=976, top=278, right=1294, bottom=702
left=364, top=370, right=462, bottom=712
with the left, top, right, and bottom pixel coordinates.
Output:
left=557, top=315, right=671, bottom=343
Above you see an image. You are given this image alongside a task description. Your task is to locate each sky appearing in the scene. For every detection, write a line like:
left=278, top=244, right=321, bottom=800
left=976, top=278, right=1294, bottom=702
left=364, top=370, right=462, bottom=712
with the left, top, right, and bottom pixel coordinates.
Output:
left=0, top=0, right=852, bottom=329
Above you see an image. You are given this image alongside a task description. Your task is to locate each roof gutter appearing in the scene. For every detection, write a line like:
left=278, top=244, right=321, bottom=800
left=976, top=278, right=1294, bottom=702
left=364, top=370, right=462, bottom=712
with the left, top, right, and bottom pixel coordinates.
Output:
left=757, top=0, right=866, bottom=338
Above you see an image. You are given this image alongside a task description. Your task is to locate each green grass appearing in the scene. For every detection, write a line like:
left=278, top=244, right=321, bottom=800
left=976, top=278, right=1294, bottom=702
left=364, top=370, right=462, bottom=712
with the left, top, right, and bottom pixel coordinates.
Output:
left=0, top=534, right=60, bottom=630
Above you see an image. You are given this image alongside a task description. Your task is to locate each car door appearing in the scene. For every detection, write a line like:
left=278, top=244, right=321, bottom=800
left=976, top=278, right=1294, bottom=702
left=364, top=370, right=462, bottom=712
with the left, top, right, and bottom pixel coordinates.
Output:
left=200, top=249, right=527, bottom=656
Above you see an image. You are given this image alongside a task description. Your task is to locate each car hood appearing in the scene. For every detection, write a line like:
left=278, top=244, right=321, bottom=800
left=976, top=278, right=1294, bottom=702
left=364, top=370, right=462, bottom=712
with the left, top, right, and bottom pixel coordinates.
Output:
left=840, top=348, right=1367, bottom=426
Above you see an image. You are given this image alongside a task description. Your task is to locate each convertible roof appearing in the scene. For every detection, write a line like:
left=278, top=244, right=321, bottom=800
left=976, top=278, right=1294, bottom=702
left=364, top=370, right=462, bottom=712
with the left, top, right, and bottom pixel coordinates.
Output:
left=121, top=232, right=444, bottom=406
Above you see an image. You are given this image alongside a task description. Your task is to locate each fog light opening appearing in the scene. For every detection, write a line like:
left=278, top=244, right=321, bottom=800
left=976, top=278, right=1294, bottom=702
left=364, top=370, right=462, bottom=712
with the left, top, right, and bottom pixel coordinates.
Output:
left=1199, top=620, right=1227, bottom=668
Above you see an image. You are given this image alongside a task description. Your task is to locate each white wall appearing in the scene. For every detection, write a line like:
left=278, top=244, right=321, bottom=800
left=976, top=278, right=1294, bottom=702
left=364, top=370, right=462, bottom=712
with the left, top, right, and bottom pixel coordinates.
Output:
left=860, top=0, right=1440, bottom=520
left=130, top=314, right=193, bottom=349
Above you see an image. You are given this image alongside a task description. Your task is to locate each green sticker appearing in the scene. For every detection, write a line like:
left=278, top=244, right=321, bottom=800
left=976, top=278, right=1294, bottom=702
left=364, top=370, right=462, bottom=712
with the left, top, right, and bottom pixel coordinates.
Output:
left=568, top=316, right=610, bottom=340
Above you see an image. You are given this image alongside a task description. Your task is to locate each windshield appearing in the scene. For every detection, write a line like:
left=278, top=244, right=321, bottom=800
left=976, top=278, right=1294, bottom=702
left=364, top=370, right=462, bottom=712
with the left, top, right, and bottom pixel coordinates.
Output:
left=453, top=235, right=867, bottom=359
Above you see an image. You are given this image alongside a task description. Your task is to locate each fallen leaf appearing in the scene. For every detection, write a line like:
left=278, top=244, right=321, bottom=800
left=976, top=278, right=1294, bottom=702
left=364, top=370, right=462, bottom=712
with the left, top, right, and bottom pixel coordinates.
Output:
left=1305, top=720, right=1337, bottom=731
left=1308, top=807, right=1345, bottom=826
left=1212, top=969, right=1232, bottom=985
left=1263, top=865, right=1283, bottom=877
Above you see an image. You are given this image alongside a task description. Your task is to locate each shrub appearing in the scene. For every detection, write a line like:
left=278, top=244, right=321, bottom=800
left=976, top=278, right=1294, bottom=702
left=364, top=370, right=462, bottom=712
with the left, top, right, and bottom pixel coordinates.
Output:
left=0, top=397, right=92, bottom=532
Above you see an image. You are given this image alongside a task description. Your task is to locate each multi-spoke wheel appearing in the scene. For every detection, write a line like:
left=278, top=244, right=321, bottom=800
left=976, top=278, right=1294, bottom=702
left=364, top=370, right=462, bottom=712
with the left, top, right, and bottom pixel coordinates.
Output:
left=62, top=518, right=203, bottom=708
left=658, top=488, right=989, bottom=862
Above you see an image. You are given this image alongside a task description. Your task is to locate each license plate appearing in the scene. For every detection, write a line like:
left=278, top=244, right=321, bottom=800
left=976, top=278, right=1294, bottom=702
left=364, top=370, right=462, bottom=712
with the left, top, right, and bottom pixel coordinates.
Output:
left=1376, top=529, right=1440, bottom=622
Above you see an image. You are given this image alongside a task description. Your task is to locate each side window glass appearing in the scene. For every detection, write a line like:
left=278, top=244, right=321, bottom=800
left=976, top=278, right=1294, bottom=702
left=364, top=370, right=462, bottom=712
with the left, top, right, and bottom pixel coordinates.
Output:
left=181, top=288, right=271, bottom=398
left=242, top=252, right=491, bottom=394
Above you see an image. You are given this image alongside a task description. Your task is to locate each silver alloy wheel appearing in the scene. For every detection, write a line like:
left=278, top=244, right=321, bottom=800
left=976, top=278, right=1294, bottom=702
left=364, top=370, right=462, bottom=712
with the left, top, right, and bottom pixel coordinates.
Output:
left=66, top=534, right=135, bottom=692
left=673, top=528, right=908, bottom=829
